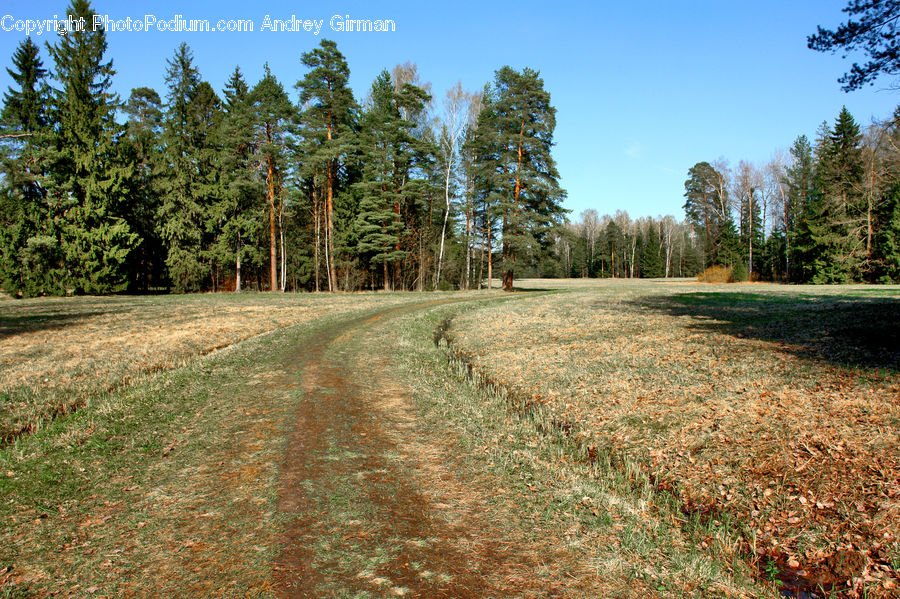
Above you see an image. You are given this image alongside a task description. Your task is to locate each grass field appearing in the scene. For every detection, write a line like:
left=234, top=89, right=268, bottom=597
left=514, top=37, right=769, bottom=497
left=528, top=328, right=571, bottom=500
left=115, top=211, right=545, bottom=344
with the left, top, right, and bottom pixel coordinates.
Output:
left=0, top=292, right=481, bottom=444
left=0, top=292, right=498, bottom=597
left=1, top=281, right=897, bottom=598
left=449, top=279, right=900, bottom=596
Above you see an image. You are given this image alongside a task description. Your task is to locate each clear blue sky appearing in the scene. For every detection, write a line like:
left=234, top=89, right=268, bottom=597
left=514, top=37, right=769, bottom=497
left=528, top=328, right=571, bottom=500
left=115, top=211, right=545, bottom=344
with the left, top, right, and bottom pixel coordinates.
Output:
left=1, top=0, right=898, bottom=220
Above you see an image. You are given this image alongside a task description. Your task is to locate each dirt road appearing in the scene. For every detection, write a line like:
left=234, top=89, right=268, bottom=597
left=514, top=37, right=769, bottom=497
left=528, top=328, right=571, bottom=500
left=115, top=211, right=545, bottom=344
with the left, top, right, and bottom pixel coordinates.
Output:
left=272, top=302, right=557, bottom=598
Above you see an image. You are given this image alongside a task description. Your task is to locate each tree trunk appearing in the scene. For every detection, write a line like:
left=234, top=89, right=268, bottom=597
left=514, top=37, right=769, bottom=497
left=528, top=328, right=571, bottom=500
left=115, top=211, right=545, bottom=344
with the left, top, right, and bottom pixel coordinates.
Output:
left=235, top=236, right=242, bottom=293
left=486, top=218, right=493, bottom=289
left=435, top=159, right=452, bottom=288
left=464, top=173, right=472, bottom=290
left=326, top=160, right=337, bottom=291
left=502, top=268, right=513, bottom=291
left=278, top=190, right=286, bottom=292
left=383, top=260, right=390, bottom=292
left=267, top=152, right=277, bottom=292
left=313, top=185, right=321, bottom=292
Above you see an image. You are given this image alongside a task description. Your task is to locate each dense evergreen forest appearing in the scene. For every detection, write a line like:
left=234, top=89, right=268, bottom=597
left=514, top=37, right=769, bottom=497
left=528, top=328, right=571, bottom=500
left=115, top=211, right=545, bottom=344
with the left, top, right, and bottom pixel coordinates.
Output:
left=1, top=1, right=899, bottom=297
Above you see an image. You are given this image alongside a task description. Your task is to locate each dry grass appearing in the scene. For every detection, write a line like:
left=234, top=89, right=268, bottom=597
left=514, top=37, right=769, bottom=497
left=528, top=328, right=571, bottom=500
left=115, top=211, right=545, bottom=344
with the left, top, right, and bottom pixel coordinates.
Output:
left=395, top=301, right=776, bottom=598
left=0, top=292, right=502, bottom=597
left=0, top=292, right=450, bottom=443
left=449, top=279, right=900, bottom=596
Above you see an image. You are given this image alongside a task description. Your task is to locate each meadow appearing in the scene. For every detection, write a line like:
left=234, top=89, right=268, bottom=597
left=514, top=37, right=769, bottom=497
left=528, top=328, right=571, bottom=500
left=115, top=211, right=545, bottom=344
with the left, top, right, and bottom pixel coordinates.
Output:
left=0, top=291, right=465, bottom=444
left=0, top=280, right=897, bottom=598
left=449, top=279, right=900, bottom=595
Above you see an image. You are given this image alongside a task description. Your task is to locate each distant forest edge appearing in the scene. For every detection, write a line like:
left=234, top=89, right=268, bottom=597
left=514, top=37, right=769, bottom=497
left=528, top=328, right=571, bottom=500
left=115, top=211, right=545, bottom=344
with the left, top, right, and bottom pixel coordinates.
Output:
left=2, top=1, right=899, bottom=298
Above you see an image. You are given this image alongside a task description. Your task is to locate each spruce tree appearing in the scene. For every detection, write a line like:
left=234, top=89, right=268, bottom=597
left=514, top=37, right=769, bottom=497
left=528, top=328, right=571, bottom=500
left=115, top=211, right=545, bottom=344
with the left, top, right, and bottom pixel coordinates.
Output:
left=215, top=66, right=265, bottom=292
left=640, top=223, right=664, bottom=278
left=0, top=38, right=58, bottom=296
left=46, top=0, right=138, bottom=294
left=158, top=43, right=222, bottom=292
left=806, top=107, right=864, bottom=283
left=784, top=135, right=815, bottom=281
left=122, top=87, right=166, bottom=290
left=872, top=185, right=900, bottom=282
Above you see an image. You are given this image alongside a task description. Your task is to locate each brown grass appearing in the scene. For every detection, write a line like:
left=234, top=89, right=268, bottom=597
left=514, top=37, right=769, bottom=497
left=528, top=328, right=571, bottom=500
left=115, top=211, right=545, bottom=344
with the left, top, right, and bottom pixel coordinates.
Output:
left=449, top=279, right=900, bottom=596
left=0, top=292, right=445, bottom=443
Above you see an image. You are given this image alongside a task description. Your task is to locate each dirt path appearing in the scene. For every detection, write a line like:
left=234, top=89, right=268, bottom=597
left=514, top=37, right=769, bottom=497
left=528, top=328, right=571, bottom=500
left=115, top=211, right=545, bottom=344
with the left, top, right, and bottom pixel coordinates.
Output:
left=272, top=302, right=552, bottom=598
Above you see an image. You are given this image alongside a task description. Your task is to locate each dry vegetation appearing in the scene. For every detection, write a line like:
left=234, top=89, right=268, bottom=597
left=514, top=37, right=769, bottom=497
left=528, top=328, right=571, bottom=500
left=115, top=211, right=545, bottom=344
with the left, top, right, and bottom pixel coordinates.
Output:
left=449, top=279, right=900, bottom=597
left=0, top=292, right=455, bottom=444
left=0, top=292, right=500, bottom=597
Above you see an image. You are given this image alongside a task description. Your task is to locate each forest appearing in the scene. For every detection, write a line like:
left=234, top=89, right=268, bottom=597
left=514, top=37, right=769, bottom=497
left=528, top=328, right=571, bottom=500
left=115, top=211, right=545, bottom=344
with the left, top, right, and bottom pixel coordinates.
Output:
left=2, top=0, right=899, bottom=298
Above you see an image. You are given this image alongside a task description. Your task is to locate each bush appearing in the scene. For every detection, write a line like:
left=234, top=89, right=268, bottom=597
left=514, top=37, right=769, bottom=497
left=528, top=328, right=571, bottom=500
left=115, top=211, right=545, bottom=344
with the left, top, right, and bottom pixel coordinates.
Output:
left=731, top=262, right=748, bottom=282
left=697, top=265, right=732, bottom=283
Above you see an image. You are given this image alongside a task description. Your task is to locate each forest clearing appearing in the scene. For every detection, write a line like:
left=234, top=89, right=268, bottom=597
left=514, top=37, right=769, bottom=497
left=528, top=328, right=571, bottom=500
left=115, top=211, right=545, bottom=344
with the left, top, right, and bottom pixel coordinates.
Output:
left=1, top=279, right=897, bottom=598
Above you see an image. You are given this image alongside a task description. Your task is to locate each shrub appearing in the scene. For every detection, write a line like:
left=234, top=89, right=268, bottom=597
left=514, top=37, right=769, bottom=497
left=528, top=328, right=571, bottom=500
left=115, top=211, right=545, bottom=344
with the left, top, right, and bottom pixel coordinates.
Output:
left=731, top=262, right=748, bottom=282
left=697, top=265, right=732, bottom=283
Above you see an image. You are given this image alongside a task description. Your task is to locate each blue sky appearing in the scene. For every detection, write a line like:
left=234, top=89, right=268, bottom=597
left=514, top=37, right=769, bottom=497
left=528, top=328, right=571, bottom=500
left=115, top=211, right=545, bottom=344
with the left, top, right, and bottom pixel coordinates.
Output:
left=1, top=0, right=898, bottom=220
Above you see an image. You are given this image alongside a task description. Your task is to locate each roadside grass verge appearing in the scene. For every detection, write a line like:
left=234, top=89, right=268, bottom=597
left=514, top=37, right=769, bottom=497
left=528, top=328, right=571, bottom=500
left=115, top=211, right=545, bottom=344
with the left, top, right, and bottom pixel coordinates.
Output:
left=447, top=279, right=900, bottom=597
left=0, top=292, right=448, bottom=444
left=384, top=299, right=777, bottom=598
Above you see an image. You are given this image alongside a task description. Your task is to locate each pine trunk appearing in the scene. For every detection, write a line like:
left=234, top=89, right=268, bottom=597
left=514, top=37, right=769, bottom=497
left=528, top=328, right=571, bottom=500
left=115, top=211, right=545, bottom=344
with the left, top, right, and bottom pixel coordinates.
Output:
left=326, top=161, right=336, bottom=291
left=267, top=152, right=277, bottom=292
left=235, top=237, right=242, bottom=293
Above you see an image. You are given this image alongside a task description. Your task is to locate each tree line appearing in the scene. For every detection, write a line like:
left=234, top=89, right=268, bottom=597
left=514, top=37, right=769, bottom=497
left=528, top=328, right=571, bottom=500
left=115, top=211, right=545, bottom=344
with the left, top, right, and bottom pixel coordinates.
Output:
left=550, top=210, right=703, bottom=280
left=682, top=106, right=900, bottom=283
left=0, top=0, right=567, bottom=297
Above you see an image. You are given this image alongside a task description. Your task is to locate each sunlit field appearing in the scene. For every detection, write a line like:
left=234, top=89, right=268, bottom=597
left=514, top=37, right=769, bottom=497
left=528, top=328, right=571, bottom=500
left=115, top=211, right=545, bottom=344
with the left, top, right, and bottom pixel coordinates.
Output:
left=0, top=291, right=492, bottom=444
left=450, top=279, right=900, bottom=594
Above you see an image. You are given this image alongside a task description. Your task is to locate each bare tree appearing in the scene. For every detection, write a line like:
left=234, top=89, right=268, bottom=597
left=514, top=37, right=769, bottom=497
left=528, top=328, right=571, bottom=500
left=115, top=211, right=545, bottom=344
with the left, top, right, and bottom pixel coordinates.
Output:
left=581, top=209, right=600, bottom=274
left=660, top=215, right=678, bottom=277
left=433, top=82, right=469, bottom=288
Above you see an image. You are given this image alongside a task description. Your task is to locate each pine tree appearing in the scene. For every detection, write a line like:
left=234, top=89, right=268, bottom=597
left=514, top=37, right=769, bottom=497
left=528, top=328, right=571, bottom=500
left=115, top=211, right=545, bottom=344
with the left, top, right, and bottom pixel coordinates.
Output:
left=353, top=70, right=430, bottom=290
left=249, top=64, right=295, bottom=292
left=46, top=0, right=138, bottom=294
left=296, top=40, right=357, bottom=291
left=469, top=67, right=566, bottom=290
left=465, top=83, right=501, bottom=288
left=683, top=161, right=731, bottom=267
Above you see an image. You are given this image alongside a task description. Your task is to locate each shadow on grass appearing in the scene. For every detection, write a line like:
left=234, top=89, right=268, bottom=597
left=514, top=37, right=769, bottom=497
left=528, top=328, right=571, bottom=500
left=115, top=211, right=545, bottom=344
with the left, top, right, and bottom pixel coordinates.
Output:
left=635, top=291, right=900, bottom=373
left=0, top=310, right=110, bottom=337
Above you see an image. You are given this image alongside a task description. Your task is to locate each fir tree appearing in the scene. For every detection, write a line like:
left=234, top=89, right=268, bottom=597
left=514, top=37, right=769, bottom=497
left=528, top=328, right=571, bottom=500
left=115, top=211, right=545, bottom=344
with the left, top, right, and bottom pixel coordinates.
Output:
left=0, top=38, right=58, bottom=296
left=214, top=66, right=265, bottom=292
left=46, top=0, right=138, bottom=294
